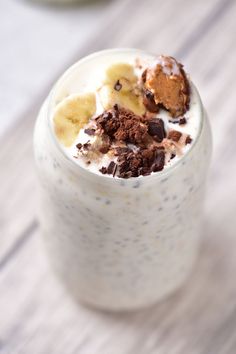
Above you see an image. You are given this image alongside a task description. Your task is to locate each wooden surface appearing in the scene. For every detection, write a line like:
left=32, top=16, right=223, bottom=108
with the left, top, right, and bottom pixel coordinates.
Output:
left=1, top=0, right=236, bottom=353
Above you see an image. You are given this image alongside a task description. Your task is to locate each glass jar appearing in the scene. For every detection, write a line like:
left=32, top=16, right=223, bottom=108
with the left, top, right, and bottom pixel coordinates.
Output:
left=34, top=49, right=212, bottom=311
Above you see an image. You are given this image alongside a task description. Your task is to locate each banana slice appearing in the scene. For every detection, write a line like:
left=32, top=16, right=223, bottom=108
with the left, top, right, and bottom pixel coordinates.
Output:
left=99, top=85, right=145, bottom=116
left=100, top=63, right=145, bottom=115
left=53, top=93, right=96, bottom=147
left=105, top=63, right=137, bottom=87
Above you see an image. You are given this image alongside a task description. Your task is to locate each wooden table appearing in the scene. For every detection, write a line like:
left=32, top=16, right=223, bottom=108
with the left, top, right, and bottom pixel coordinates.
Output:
left=1, top=0, right=236, bottom=353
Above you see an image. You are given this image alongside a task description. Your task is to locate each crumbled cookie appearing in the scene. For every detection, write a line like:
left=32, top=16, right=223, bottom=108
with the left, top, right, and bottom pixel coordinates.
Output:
left=95, top=105, right=149, bottom=146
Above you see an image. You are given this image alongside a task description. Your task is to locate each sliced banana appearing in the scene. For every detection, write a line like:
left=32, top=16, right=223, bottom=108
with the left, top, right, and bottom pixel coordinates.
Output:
left=99, top=85, right=145, bottom=116
left=53, top=93, right=96, bottom=147
left=104, top=63, right=137, bottom=86
left=100, top=63, right=145, bottom=115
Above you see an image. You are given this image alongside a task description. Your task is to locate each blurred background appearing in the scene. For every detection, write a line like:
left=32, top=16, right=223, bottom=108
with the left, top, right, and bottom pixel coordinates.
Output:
left=0, top=0, right=108, bottom=137
left=1, top=0, right=236, bottom=353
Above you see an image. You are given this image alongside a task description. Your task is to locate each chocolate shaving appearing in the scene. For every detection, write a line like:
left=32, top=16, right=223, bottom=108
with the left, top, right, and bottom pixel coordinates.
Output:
left=185, top=135, right=192, bottom=145
left=76, top=143, right=83, bottom=150
left=114, top=80, right=122, bottom=91
left=107, top=161, right=117, bottom=175
left=99, top=161, right=117, bottom=177
left=114, top=146, right=132, bottom=156
left=113, top=164, right=118, bottom=177
left=76, top=140, right=92, bottom=154
left=168, top=130, right=182, bottom=142
left=99, top=145, right=110, bottom=154
left=83, top=141, right=91, bottom=150
left=117, top=147, right=165, bottom=178
left=99, top=166, right=107, bottom=174
left=84, top=128, right=96, bottom=136
left=179, top=117, right=187, bottom=125
left=147, top=118, right=166, bottom=142
left=151, top=151, right=165, bottom=172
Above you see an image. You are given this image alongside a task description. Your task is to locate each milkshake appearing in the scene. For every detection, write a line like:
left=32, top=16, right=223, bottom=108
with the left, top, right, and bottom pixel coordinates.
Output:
left=34, top=49, right=212, bottom=310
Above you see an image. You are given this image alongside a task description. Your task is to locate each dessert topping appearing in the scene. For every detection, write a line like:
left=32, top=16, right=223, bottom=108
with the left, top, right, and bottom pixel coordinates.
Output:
left=142, top=55, right=190, bottom=117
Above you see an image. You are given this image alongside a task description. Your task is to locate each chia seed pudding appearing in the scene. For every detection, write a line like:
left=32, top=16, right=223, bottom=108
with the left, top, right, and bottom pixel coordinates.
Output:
left=34, top=49, right=212, bottom=311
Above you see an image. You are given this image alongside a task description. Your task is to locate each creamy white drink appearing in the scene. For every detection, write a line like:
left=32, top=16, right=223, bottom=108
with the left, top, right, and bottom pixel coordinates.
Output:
left=34, top=49, right=212, bottom=310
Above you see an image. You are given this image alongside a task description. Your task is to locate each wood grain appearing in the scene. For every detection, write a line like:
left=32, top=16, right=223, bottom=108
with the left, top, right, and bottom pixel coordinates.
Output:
left=1, top=0, right=236, bottom=353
